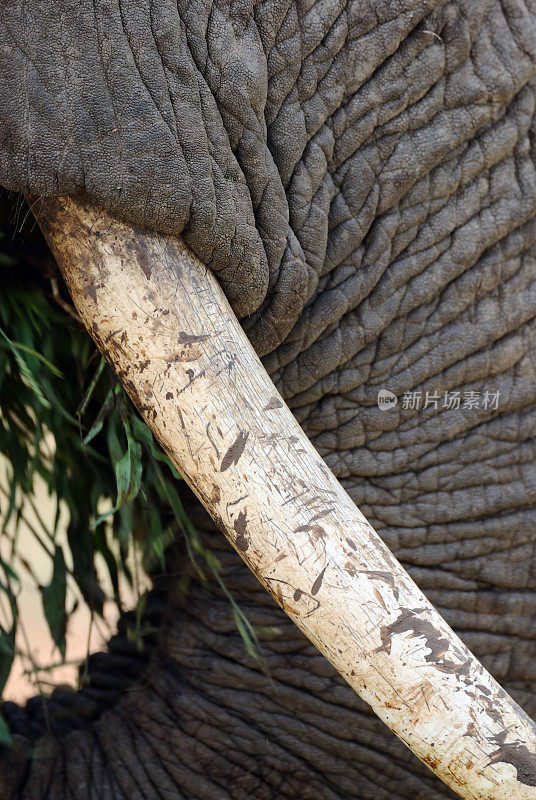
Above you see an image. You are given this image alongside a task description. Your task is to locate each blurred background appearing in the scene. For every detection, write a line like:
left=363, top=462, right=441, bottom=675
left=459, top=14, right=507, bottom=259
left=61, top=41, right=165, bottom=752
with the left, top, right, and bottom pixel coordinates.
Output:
left=0, top=459, right=144, bottom=702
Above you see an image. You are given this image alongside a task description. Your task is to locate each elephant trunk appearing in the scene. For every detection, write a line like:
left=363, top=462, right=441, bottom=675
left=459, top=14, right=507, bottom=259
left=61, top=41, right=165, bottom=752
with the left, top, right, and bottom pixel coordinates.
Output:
left=35, top=195, right=536, bottom=800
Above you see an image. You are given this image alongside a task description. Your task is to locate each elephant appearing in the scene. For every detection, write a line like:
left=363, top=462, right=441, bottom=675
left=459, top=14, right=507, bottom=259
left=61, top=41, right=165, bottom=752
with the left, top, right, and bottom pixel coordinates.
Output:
left=1, top=0, right=536, bottom=797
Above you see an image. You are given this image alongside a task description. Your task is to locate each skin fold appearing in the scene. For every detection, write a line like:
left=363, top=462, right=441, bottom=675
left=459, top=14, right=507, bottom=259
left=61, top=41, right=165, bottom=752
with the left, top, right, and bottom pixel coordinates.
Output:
left=1, top=0, right=536, bottom=797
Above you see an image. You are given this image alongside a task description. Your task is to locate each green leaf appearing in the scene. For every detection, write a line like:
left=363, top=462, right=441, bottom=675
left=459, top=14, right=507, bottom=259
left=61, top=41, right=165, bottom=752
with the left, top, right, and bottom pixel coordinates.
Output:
left=0, top=558, right=18, bottom=585
left=114, top=448, right=132, bottom=505
left=0, top=327, right=62, bottom=376
left=93, top=419, right=143, bottom=530
left=0, top=712, right=11, bottom=745
left=130, top=416, right=180, bottom=478
left=83, top=384, right=117, bottom=445
left=0, top=556, right=17, bottom=661
left=41, top=546, right=67, bottom=658
left=115, top=421, right=142, bottom=504
left=232, top=606, right=261, bottom=664
left=77, top=355, right=106, bottom=418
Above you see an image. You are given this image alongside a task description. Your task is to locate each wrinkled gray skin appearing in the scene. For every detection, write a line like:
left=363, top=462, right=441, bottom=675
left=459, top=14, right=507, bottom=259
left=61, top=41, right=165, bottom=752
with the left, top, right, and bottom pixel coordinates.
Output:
left=1, top=0, right=536, bottom=797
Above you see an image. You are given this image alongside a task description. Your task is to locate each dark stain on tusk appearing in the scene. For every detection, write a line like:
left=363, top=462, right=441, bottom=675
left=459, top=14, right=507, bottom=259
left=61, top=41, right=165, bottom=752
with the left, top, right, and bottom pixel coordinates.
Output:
left=220, top=430, right=249, bottom=472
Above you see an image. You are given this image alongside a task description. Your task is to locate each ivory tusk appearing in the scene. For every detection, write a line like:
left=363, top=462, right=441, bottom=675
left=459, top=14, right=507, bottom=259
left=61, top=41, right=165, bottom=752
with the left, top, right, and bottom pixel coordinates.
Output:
left=35, top=195, right=536, bottom=800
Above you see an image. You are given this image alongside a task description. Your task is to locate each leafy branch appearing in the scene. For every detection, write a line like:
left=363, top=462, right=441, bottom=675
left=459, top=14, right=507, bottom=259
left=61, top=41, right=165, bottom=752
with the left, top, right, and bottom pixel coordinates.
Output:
left=0, top=221, right=260, bottom=743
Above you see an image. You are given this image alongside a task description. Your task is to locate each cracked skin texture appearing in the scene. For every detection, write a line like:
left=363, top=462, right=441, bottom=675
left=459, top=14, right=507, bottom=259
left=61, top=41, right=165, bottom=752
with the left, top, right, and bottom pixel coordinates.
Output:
left=2, top=0, right=536, bottom=797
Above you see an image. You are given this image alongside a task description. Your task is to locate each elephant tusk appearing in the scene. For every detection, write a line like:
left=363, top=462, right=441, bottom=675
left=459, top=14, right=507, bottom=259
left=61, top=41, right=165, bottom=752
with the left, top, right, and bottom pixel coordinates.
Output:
left=34, top=194, right=536, bottom=800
